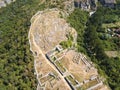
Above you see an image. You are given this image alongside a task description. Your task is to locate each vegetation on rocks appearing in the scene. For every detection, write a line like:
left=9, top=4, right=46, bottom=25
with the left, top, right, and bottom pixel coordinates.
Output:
left=60, top=33, right=73, bottom=49
left=67, top=8, right=89, bottom=53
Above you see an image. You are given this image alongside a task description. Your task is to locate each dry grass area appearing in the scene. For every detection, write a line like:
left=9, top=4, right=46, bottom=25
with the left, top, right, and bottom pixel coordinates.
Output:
left=30, top=9, right=76, bottom=53
left=82, top=79, right=98, bottom=89
left=45, top=79, right=70, bottom=90
left=30, top=37, right=70, bottom=90
left=29, top=9, right=109, bottom=90
left=30, top=40, right=70, bottom=90
left=29, top=9, right=73, bottom=90
left=59, top=50, right=109, bottom=90
left=105, top=51, right=120, bottom=57
left=60, top=50, right=98, bottom=82
left=96, top=85, right=110, bottom=90
left=35, top=56, right=54, bottom=75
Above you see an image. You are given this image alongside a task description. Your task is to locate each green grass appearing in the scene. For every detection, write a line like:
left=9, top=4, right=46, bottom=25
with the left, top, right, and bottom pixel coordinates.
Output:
left=60, top=40, right=72, bottom=49
left=66, top=75, right=78, bottom=86
left=102, top=40, right=117, bottom=51
left=51, top=56, right=57, bottom=62
left=55, top=61, right=66, bottom=73
left=102, top=22, right=120, bottom=29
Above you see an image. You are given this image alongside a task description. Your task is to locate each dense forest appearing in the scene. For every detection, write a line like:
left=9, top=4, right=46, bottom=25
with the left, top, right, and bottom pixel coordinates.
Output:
left=0, top=0, right=71, bottom=89
left=68, top=7, right=120, bottom=90
left=0, top=0, right=120, bottom=89
left=67, top=8, right=89, bottom=53
left=0, top=0, right=72, bottom=89
left=0, top=0, right=46, bottom=89
left=85, top=7, right=120, bottom=90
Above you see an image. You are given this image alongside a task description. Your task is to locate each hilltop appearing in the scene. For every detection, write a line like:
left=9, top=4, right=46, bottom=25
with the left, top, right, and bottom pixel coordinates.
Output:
left=0, top=0, right=119, bottom=89
left=29, top=8, right=109, bottom=90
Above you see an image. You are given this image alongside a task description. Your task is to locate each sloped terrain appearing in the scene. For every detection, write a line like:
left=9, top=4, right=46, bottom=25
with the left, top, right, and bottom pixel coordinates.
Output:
left=29, top=9, right=75, bottom=90
left=30, top=9, right=76, bottom=53
left=29, top=9, right=109, bottom=90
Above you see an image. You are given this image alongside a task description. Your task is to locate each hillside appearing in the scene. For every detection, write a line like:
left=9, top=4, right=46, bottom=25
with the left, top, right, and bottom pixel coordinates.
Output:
left=29, top=8, right=109, bottom=90
left=0, top=0, right=120, bottom=90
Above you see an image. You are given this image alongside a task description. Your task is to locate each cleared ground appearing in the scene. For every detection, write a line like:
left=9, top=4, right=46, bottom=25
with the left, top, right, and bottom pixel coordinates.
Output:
left=29, top=9, right=109, bottom=90
left=60, top=50, right=98, bottom=82
left=29, top=9, right=74, bottom=90
left=105, top=51, right=120, bottom=57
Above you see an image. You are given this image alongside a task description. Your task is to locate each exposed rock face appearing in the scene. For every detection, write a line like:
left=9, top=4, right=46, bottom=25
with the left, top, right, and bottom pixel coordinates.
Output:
left=30, top=9, right=76, bottom=53
left=74, top=0, right=98, bottom=11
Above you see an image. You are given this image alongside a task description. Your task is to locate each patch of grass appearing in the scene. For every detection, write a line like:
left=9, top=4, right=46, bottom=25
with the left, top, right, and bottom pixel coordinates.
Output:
left=105, top=51, right=120, bottom=57
left=76, top=86, right=85, bottom=90
left=102, top=22, right=120, bottom=29
left=40, top=76, right=48, bottom=84
left=40, top=75, right=53, bottom=84
left=51, top=56, right=57, bottom=62
left=66, top=75, right=78, bottom=86
left=60, top=58, right=69, bottom=69
left=82, top=79, right=98, bottom=89
left=71, top=72, right=84, bottom=82
left=55, top=61, right=66, bottom=73
left=60, top=40, right=72, bottom=49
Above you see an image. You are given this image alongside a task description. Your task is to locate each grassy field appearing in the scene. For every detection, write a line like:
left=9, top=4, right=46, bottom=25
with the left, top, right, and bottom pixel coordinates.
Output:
left=102, top=22, right=120, bottom=29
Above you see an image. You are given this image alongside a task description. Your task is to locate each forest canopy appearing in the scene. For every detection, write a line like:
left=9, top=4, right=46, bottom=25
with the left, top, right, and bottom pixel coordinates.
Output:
left=0, top=0, right=46, bottom=89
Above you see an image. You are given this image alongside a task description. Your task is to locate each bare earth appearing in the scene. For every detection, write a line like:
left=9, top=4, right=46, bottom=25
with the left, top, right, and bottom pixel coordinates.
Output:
left=29, top=9, right=109, bottom=90
left=29, top=9, right=72, bottom=90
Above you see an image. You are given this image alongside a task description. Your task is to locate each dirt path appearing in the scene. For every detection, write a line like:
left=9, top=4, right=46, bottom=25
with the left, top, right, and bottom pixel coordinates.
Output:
left=28, top=13, right=71, bottom=90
